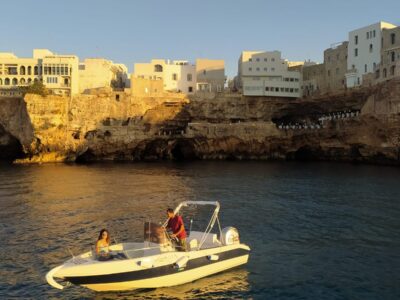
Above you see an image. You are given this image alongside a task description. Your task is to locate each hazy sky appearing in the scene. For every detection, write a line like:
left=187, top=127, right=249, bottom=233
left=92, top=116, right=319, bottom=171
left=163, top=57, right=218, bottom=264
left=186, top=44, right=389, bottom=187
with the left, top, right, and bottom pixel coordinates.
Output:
left=1, top=0, right=399, bottom=78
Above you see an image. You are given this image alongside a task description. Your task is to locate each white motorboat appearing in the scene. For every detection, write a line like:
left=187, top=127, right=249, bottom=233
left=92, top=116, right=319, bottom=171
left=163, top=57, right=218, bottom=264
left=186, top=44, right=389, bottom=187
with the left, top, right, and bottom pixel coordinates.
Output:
left=46, top=201, right=251, bottom=292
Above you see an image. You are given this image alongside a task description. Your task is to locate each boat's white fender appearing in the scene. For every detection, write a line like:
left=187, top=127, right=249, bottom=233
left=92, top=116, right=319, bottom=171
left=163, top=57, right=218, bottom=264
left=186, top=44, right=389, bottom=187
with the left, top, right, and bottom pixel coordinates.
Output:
left=207, top=254, right=219, bottom=261
left=138, top=258, right=153, bottom=268
left=174, top=256, right=189, bottom=269
left=45, top=265, right=66, bottom=290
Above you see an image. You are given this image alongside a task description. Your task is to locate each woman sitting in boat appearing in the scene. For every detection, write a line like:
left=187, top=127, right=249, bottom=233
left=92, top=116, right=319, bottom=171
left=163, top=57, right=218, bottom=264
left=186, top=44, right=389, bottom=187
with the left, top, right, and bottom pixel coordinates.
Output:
left=96, top=229, right=111, bottom=261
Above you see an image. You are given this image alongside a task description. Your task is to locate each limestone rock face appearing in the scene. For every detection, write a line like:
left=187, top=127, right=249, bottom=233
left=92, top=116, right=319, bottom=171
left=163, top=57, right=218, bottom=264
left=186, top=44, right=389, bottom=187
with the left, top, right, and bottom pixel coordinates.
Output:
left=0, top=79, right=399, bottom=165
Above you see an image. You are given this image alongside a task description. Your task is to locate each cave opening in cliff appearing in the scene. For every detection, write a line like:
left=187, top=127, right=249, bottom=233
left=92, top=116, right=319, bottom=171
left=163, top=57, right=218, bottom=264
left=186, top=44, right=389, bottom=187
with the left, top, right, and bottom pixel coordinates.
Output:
left=0, top=125, right=25, bottom=163
left=171, top=140, right=196, bottom=161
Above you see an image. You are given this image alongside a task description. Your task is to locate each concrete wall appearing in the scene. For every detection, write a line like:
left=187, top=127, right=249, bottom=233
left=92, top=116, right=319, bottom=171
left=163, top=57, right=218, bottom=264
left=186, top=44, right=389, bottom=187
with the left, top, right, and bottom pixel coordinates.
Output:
left=131, top=76, right=164, bottom=96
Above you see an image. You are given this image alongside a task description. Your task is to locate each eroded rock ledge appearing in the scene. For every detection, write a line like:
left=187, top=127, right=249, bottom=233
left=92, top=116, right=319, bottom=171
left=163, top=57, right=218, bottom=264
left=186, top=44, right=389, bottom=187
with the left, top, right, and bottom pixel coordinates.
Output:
left=0, top=80, right=399, bottom=165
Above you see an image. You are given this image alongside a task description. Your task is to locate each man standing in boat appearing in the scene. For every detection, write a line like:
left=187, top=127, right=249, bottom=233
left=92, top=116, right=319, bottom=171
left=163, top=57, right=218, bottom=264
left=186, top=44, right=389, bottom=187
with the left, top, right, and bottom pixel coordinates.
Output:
left=166, top=208, right=187, bottom=251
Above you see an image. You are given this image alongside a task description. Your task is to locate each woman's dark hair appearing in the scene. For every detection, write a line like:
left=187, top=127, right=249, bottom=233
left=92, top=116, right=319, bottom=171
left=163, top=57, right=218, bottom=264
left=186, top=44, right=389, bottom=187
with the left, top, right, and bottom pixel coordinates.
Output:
left=98, top=229, right=110, bottom=244
left=167, top=208, right=174, bottom=213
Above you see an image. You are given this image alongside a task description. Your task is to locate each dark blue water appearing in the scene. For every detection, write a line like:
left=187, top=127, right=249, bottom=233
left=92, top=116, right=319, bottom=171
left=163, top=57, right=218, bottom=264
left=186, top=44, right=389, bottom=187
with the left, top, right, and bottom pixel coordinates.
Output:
left=0, top=162, right=399, bottom=299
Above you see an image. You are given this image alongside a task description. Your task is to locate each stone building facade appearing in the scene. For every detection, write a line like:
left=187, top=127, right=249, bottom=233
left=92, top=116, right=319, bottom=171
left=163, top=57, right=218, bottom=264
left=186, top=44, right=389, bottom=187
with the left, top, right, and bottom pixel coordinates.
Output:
left=302, top=63, right=326, bottom=96
left=324, top=42, right=348, bottom=92
left=0, top=49, right=79, bottom=96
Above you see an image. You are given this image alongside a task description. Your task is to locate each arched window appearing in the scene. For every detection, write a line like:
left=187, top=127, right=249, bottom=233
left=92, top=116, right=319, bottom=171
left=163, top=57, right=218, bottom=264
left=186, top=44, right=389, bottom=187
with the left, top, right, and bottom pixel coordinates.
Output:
left=20, top=78, right=26, bottom=84
left=391, top=51, right=395, bottom=62
left=34, top=66, right=38, bottom=75
left=0, top=78, right=2, bottom=85
left=5, top=78, right=10, bottom=85
left=390, top=65, right=395, bottom=76
left=27, top=78, right=32, bottom=84
left=12, top=78, right=18, bottom=85
left=383, top=68, right=387, bottom=78
left=27, top=66, right=32, bottom=75
left=34, top=78, right=38, bottom=82
left=391, top=33, right=396, bottom=45
left=20, top=66, right=26, bottom=75
left=154, top=64, right=163, bottom=72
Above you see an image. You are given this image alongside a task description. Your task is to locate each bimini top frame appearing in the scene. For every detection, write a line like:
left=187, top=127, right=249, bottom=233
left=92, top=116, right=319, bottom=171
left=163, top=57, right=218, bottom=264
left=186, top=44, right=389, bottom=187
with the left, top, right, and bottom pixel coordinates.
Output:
left=168, top=201, right=221, bottom=250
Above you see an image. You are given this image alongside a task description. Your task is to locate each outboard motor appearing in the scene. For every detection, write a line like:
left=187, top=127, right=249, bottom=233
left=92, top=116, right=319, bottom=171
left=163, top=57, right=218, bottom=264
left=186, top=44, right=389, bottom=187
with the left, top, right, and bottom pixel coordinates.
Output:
left=220, top=227, right=240, bottom=245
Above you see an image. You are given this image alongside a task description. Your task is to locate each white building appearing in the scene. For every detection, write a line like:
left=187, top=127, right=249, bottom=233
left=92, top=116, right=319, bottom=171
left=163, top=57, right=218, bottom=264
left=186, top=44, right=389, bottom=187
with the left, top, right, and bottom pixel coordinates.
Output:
left=134, top=59, right=196, bottom=94
left=0, top=49, right=79, bottom=96
left=78, top=58, right=129, bottom=93
left=238, top=51, right=302, bottom=97
left=346, top=21, right=396, bottom=87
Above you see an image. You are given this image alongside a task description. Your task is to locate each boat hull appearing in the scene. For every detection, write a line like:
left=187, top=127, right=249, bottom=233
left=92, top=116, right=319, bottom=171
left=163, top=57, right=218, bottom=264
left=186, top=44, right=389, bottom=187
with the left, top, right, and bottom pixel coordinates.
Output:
left=84, top=252, right=249, bottom=291
left=59, top=245, right=250, bottom=292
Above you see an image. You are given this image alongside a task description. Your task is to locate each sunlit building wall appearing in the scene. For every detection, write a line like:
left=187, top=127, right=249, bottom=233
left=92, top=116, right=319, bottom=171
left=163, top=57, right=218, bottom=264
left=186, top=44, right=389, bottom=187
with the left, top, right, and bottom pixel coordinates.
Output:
left=238, top=51, right=302, bottom=97
left=346, top=21, right=396, bottom=88
left=134, top=59, right=196, bottom=94
left=0, top=49, right=79, bottom=96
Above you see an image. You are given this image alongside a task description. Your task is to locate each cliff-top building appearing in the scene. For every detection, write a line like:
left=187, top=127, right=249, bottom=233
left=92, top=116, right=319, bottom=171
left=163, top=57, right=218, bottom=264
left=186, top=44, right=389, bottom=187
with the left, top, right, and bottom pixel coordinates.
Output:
left=78, top=58, right=129, bottom=93
left=345, top=21, right=396, bottom=88
left=133, top=59, right=196, bottom=94
left=238, top=51, right=302, bottom=98
left=0, top=49, right=79, bottom=96
left=133, top=58, right=226, bottom=95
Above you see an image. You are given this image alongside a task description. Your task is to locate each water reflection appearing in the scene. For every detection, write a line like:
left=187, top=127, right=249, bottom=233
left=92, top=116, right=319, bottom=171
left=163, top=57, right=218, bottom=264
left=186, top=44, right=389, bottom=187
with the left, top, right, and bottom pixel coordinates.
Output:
left=90, top=269, right=250, bottom=300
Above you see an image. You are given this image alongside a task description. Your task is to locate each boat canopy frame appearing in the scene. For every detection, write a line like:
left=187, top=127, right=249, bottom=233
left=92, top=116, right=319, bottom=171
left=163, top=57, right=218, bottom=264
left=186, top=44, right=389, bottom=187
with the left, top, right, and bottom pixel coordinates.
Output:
left=166, top=201, right=222, bottom=250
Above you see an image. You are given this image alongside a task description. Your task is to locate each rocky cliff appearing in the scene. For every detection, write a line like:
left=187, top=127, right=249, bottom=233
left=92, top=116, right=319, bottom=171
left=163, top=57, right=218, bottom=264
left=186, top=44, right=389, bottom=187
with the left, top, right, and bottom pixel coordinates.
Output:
left=0, top=80, right=399, bottom=165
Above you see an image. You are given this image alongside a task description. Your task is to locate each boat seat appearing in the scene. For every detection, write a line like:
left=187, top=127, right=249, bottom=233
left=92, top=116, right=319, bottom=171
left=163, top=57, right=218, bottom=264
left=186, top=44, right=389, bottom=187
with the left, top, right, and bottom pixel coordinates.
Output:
left=188, top=231, right=220, bottom=248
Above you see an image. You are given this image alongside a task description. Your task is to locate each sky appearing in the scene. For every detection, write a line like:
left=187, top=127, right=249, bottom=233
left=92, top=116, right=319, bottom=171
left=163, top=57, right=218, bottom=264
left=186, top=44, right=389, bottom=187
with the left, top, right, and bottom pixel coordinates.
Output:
left=1, top=0, right=399, bottom=78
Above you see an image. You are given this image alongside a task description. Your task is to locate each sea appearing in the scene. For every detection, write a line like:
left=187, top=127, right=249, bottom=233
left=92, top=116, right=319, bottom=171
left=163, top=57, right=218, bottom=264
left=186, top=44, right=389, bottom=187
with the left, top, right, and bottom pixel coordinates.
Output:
left=0, top=161, right=399, bottom=299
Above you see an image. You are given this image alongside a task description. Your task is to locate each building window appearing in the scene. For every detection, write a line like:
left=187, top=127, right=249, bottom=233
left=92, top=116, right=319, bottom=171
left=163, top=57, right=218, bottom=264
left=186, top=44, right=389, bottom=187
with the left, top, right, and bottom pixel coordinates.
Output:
left=12, top=78, right=18, bottom=85
left=383, top=68, right=387, bottom=78
left=355, top=35, right=358, bottom=45
left=256, top=67, right=260, bottom=71
left=264, top=67, right=267, bottom=71
left=327, top=70, right=330, bottom=77
left=34, top=66, right=38, bottom=75
left=187, top=74, right=192, bottom=81
left=373, top=30, right=376, bottom=38
left=364, top=64, right=367, bottom=73
left=154, top=64, right=163, bottom=72
left=249, top=58, right=252, bottom=62
left=369, top=44, right=373, bottom=53
left=256, top=58, right=260, bottom=62
left=188, top=86, right=193, bottom=92
left=391, top=33, right=396, bottom=45
left=20, top=66, right=26, bottom=75
left=275, top=87, right=279, bottom=92
left=373, top=62, right=376, bottom=70
left=264, top=58, right=267, bottom=62
left=4, top=78, right=10, bottom=85
left=391, top=51, right=395, bottom=62
left=271, top=67, right=275, bottom=71
left=27, top=66, right=32, bottom=75
left=172, top=73, right=177, bottom=81
left=355, top=48, right=358, bottom=57
left=248, top=67, right=252, bottom=71
left=271, top=58, right=275, bottom=62
left=265, top=87, right=269, bottom=91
